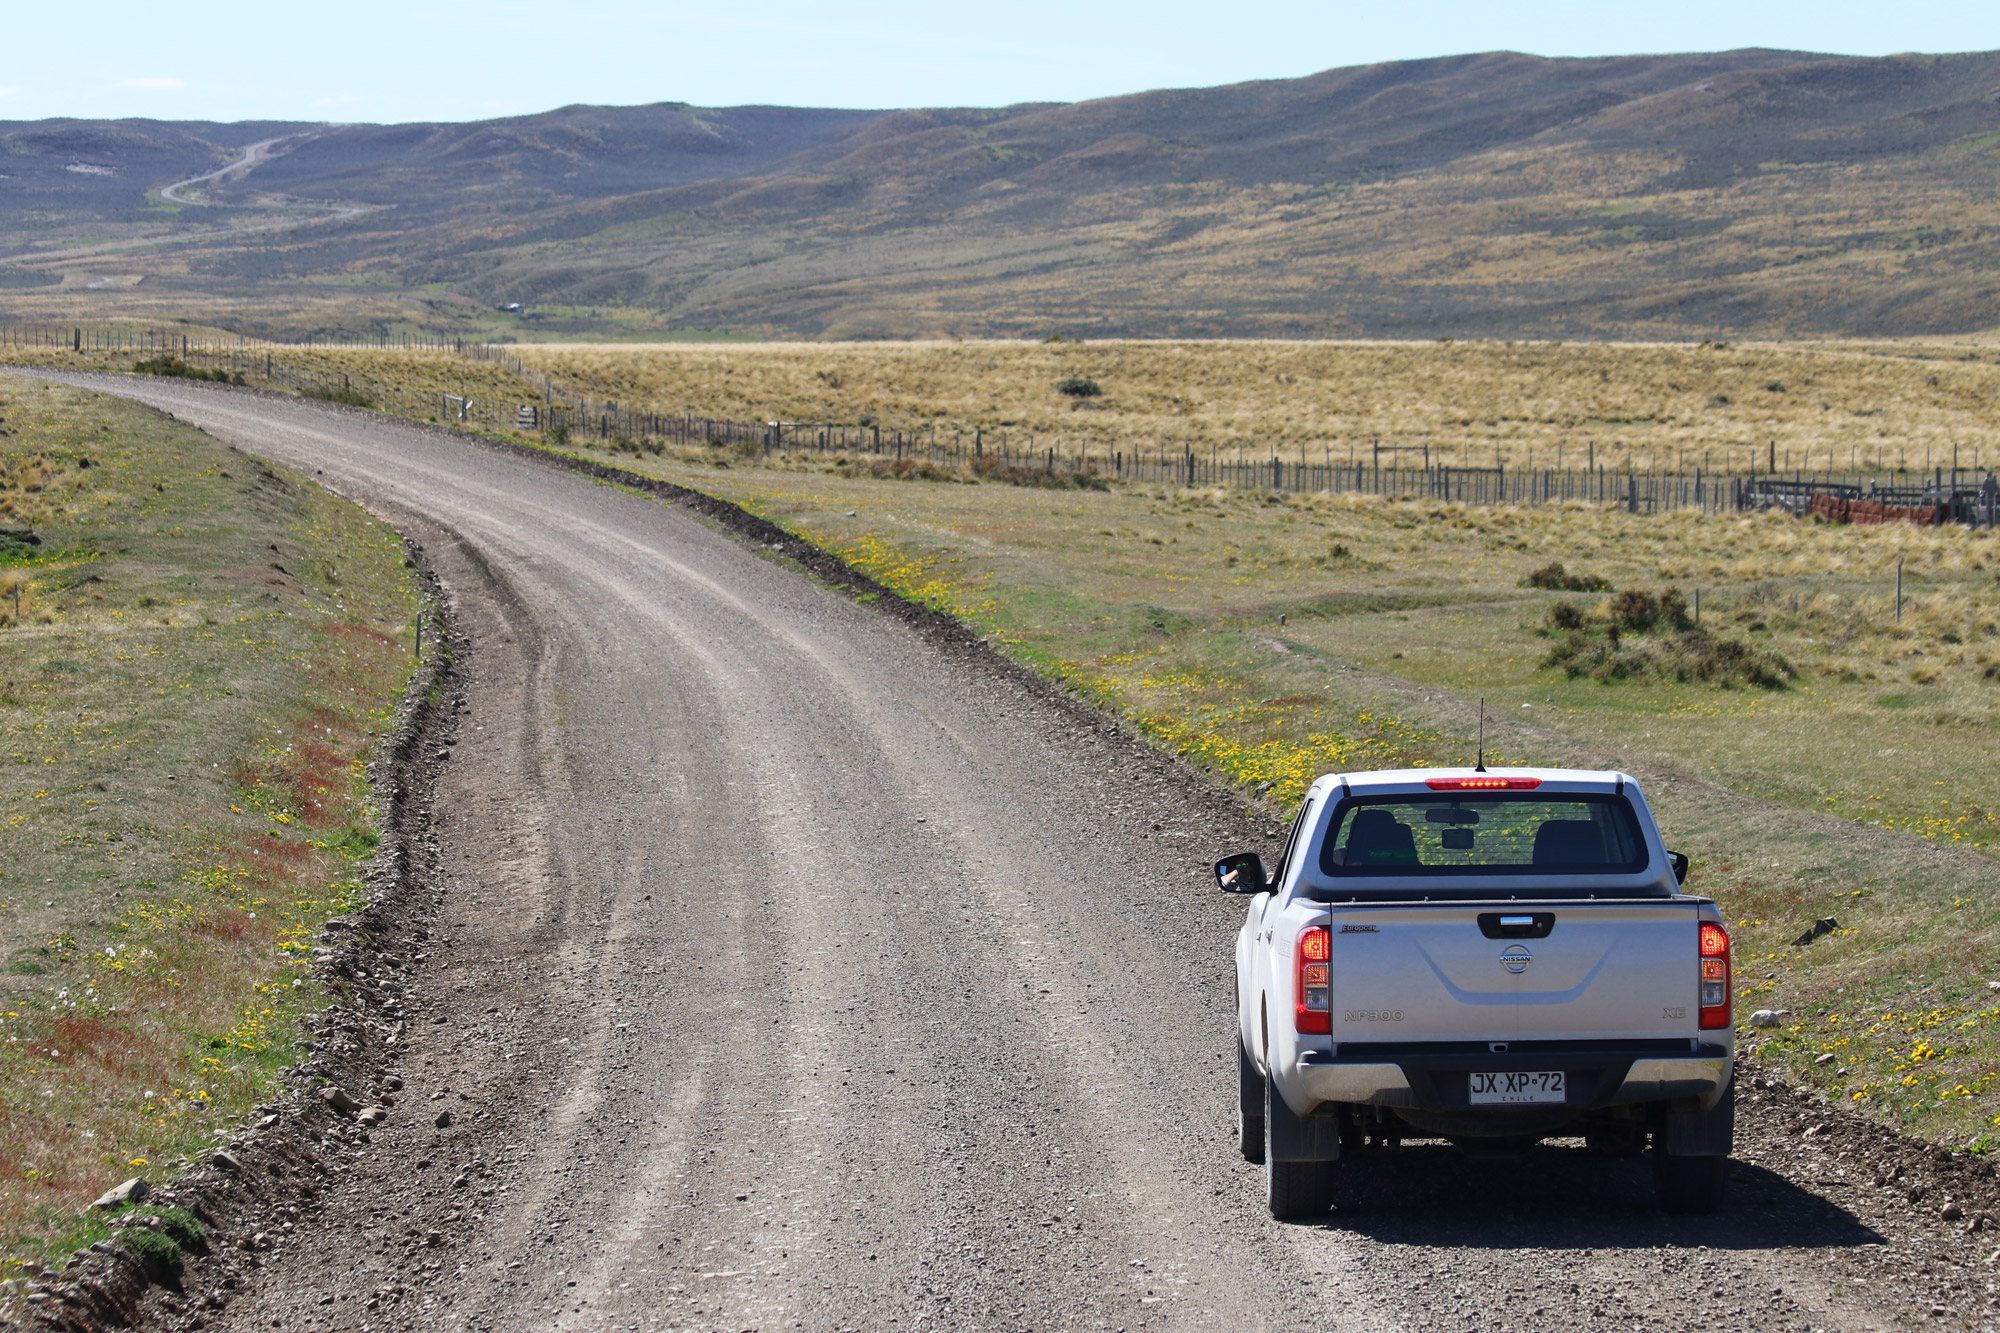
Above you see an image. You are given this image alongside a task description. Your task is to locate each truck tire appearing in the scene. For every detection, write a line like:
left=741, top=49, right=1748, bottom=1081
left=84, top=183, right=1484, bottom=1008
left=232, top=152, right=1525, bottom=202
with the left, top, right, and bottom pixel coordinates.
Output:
left=1264, top=1075, right=1337, bottom=1219
left=1653, top=1149, right=1729, bottom=1213
left=1238, top=1041, right=1265, bottom=1164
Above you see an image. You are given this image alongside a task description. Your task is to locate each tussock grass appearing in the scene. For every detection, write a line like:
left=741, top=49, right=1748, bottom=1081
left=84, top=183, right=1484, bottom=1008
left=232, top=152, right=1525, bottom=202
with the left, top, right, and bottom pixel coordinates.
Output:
left=500, top=338, right=2000, bottom=474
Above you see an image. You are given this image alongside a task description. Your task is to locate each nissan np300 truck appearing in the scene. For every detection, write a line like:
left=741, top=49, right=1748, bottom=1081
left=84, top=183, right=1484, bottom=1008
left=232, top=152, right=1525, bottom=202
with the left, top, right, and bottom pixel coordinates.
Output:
left=1218, top=767, right=1733, bottom=1219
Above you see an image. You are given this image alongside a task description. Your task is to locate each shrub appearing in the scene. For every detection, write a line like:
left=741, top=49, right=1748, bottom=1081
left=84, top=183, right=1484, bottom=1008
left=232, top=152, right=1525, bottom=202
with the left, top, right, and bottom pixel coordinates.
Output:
left=300, top=385, right=374, bottom=408
left=133, top=355, right=238, bottom=385
left=1541, top=627, right=1793, bottom=690
left=1055, top=376, right=1102, bottom=398
left=1544, top=601, right=1586, bottom=631
left=864, top=457, right=972, bottom=484
left=1609, top=589, right=1659, bottom=629
left=970, top=456, right=1109, bottom=491
left=1609, top=586, right=1694, bottom=632
left=546, top=423, right=569, bottom=446
left=1522, top=562, right=1609, bottom=592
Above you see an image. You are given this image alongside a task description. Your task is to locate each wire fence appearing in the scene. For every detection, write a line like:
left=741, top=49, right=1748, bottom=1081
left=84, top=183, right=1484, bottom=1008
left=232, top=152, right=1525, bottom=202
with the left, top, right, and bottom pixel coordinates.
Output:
left=5, top=325, right=1997, bottom=526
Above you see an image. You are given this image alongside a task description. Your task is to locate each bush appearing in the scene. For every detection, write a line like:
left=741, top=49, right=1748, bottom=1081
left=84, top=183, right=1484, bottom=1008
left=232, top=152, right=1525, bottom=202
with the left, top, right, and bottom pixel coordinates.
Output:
left=133, top=355, right=239, bottom=385
left=300, top=385, right=374, bottom=408
left=1541, top=627, right=1793, bottom=690
left=1522, top=562, right=1609, bottom=592
left=546, top=423, right=569, bottom=446
left=1609, top=586, right=1693, bottom=633
left=970, top=456, right=1109, bottom=491
left=861, top=457, right=973, bottom=483
left=1545, top=601, right=1586, bottom=631
left=1055, top=376, right=1102, bottom=398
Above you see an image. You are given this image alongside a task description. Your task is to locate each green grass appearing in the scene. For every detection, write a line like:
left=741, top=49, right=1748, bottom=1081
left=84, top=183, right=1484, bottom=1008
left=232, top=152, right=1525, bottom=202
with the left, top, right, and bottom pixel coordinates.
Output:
left=0, top=374, right=419, bottom=1273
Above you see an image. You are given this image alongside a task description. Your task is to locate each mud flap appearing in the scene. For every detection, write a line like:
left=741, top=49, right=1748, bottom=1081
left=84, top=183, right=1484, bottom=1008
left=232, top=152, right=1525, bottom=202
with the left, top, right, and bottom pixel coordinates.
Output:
left=1267, top=1078, right=1343, bottom=1163
left=1661, top=1075, right=1734, bottom=1157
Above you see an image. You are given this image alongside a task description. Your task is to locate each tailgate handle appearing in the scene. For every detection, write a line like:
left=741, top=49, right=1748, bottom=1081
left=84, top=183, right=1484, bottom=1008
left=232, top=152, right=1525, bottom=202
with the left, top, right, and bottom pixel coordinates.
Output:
left=1478, top=912, right=1555, bottom=939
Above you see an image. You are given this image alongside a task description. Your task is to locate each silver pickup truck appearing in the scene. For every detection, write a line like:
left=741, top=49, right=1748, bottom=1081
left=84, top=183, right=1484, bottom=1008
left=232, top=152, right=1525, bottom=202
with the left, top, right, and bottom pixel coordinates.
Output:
left=1220, top=767, right=1733, bottom=1219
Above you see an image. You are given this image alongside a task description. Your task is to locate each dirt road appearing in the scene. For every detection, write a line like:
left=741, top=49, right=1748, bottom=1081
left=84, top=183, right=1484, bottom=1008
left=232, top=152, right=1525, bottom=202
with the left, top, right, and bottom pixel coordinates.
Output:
left=158, top=136, right=300, bottom=204
left=19, top=373, right=1997, bottom=1333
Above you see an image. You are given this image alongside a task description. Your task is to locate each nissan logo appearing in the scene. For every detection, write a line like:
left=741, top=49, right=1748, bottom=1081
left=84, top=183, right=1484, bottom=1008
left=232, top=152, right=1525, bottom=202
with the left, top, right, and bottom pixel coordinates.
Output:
left=1500, top=945, right=1533, bottom=974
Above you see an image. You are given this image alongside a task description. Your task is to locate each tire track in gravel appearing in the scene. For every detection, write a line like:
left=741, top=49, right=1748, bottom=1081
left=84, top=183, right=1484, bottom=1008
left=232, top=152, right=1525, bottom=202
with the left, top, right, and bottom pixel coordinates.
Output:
left=15, top=371, right=1996, bottom=1333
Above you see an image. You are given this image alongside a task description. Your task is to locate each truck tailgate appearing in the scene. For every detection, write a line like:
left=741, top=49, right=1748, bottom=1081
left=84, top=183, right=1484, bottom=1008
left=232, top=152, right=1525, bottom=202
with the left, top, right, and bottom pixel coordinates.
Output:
left=1328, top=902, right=1700, bottom=1043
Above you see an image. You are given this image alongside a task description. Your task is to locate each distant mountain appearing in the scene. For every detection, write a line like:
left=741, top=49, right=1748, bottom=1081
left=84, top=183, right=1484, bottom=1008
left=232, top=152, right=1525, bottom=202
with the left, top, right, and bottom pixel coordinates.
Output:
left=4, top=49, right=2000, bottom=339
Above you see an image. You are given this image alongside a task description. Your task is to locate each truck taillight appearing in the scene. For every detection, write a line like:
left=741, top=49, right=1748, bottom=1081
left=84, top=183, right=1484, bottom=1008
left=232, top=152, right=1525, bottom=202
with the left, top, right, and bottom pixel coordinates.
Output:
left=1698, top=921, right=1730, bottom=1030
left=1296, top=926, right=1331, bottom=1034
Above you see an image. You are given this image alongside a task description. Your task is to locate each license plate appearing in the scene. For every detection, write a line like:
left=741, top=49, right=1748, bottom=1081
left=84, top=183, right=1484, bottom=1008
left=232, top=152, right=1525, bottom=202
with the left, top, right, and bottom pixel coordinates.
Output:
left=1469, top=1070, right=1565, bottom=1105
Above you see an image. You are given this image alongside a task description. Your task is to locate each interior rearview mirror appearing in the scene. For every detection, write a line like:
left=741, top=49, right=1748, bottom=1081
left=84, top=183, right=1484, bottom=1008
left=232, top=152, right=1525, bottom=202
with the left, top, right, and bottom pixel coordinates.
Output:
left=1214, top=851, right=1269, bottom=895
left=1668, top=850, right=1690, bottom=885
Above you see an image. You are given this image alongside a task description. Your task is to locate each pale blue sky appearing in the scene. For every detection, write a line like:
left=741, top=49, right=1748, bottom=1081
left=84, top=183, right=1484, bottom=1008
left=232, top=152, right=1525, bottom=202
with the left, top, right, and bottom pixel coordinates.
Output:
left=4, top=0, right=1999, bottom=125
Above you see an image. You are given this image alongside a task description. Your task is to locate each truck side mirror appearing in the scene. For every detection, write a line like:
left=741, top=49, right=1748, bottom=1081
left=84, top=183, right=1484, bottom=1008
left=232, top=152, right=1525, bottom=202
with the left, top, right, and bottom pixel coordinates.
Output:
left=1215, top=851, right=1269, bottom=895
left=1668, top=850, right=1690, bottom=885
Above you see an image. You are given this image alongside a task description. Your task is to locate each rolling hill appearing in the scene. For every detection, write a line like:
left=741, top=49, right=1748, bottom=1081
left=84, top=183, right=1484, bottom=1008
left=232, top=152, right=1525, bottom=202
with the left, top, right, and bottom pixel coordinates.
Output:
left=3, top=48, right=1999, bottom=340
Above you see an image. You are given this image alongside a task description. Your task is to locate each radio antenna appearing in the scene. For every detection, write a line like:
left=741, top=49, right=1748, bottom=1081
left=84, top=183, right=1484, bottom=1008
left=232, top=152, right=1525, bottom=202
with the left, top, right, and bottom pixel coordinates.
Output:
left=1475, top=698, right=1487, bottom=772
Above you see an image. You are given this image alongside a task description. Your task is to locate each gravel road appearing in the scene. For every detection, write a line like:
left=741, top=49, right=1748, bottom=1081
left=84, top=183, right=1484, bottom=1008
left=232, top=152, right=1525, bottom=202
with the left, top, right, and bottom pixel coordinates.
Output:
left=17, top=373, right=1998, bottom=1333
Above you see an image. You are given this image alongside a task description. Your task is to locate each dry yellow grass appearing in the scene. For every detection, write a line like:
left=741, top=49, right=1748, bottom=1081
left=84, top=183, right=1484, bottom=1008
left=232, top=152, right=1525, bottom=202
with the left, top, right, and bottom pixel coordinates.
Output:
left=16, top=338, right=2000, bottom=479
left=509, top=339, right=2000, bottom=475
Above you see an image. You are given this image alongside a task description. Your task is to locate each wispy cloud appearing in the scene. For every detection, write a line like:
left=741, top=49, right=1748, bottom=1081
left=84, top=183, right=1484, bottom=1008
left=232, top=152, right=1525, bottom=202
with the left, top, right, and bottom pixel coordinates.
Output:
left=118, top=77, right=186, bottom=90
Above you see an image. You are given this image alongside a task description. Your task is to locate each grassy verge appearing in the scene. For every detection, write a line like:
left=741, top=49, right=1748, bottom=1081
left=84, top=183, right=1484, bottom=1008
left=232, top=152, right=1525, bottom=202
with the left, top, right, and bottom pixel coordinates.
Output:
left=0, top=373, right=419, bottom=1276
left=513, top=438, right=2000, bottom=1151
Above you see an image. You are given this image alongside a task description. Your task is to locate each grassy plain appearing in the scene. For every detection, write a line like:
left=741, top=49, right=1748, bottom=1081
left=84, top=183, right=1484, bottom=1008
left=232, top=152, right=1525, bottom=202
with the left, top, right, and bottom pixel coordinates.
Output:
left=505, top=339, right=2000, bottom=475
left=0, top=376, right=418, bottom=1273
left=17, top=338, right=2000, bottom=476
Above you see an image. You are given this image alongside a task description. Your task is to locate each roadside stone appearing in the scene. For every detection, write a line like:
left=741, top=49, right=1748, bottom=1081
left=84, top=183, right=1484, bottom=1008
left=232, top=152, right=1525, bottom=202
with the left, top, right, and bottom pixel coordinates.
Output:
left=320, top=1087, right=361, bottom=1115
left=212, top=1151, right=243, bottom=1172
left=1943, top=1203, right=1965, bottom=1221
left=434, top=1109, right=453, bottom=1129
left=1748, top=1010, right=1789, bottom=1029
left=90, top=1177, right=148, bottom=1210
left=1813, top=1052, right=1836, bottom=1065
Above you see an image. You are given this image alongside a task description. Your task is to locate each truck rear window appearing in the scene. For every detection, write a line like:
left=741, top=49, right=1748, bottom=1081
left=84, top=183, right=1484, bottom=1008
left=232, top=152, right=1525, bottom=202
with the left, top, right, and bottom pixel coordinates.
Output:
left=1317, top=794, right=1647, bottom=877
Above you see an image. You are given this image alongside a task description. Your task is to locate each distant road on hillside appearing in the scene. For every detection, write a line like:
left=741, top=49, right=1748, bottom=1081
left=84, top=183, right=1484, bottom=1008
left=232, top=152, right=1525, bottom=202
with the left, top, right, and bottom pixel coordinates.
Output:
left=158, top=133, right=298, bottom=203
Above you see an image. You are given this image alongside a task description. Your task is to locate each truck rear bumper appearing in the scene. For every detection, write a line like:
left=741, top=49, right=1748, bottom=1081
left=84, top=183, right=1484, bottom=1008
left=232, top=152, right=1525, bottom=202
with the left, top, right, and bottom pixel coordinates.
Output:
left=1293, top=1041, right=1730, bottom=1113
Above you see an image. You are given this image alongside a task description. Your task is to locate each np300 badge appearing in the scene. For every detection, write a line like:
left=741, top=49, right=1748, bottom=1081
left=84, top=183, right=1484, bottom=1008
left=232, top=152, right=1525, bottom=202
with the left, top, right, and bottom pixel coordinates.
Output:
left=1500, top=945, right=1533, bottom=974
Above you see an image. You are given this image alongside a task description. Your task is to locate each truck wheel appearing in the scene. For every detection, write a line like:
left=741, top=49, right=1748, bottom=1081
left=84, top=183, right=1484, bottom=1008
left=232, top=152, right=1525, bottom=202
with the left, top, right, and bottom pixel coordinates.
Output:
left=1264, top=1075, right=1337, bottom=1219
left=1653, top=1149, right=1729, bottom=1214
left=1237, top=1042, right=1265, bottom=1164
